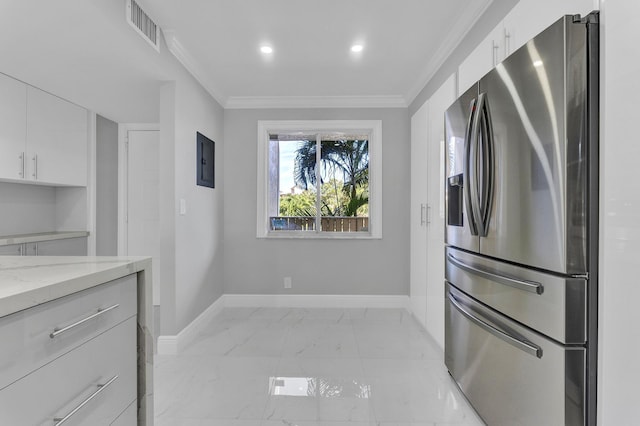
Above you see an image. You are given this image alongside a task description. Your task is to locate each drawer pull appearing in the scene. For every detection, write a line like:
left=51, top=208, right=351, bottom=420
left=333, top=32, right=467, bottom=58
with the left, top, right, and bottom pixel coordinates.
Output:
left=53, top=375, right=118, bottom=425
left=50, top=304, right=120, bottom=338
left=448, top=253, right=544, bottom=294
left=449, top=290, right=543, bottom=358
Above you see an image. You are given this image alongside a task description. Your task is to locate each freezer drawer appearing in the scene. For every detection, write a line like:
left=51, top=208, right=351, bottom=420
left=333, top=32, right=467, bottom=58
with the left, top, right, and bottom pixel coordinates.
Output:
left=446, top=246, right=586, bottom=344
left=445, top=283, right=585, bottom=426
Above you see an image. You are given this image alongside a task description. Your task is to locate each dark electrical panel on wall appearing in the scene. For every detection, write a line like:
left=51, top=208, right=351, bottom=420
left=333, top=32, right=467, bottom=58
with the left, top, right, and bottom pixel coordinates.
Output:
left=196, top=132, right=215, bottom=188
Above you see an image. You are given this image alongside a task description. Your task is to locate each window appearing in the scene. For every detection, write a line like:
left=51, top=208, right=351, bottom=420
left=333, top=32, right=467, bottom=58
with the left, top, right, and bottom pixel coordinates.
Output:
left=257, top=120, right=382, bottom=238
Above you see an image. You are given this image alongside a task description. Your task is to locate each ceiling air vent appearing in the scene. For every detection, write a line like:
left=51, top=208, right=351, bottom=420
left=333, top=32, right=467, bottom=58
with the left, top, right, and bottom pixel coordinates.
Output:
left=126, top=0, right=160, bottom=52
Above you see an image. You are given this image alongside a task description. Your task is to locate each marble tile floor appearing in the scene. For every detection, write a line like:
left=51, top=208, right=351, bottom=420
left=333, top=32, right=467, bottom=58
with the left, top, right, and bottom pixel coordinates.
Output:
left=154, top=307, right=485, bottom=426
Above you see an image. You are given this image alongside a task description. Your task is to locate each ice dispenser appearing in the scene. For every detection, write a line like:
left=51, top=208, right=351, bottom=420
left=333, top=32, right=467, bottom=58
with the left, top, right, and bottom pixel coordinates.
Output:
left=447, top=173, right=463, bottom=226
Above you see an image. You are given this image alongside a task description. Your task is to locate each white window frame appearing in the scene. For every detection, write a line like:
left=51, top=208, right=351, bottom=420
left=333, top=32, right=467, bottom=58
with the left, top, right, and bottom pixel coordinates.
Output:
left=257, top=120, right=382, bottom=239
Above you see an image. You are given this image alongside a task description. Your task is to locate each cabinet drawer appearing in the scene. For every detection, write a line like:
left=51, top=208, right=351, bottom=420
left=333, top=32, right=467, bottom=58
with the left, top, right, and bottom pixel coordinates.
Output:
left=111, top=400, right=137, bottom=426
left=0, top=274, right=137, bottom=390
left=0, top=316, right=136, bottom=425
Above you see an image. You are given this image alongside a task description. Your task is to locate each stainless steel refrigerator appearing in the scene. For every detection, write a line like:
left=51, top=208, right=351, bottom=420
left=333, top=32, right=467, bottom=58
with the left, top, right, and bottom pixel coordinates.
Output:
left=444, top=13, right=598, bottom=426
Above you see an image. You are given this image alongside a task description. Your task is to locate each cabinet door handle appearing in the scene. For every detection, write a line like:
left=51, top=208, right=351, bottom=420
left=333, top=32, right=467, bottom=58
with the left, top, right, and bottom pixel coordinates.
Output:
left=34, top=242, right=38, bottom=256
left=49, top=304, right=120, bottom=338
left=420, top=204, right=426, bottom=226
left=32, top=154, right=38, bottom=180
left=19, top=152, right=25, bottom=177
left=53, top=375, right=118, bottom=425
left=504, top=28, right=511, bottom=56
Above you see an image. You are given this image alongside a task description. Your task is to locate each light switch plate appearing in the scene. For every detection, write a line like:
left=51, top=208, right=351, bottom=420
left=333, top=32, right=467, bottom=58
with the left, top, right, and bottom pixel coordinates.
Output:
left=180, top=199, right=187, bottom=215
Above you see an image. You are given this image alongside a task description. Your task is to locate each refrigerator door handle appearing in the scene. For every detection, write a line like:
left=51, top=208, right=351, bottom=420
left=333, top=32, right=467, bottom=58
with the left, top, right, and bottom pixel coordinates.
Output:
left=477, top=93, right=495, bottom=236
left=464, top=98, right=480, bottom=235
left=447, top=253, right=544, bottom=294
left=469, top=96, right=485, bottom=236
left=448, top=290, right=543, bottom=358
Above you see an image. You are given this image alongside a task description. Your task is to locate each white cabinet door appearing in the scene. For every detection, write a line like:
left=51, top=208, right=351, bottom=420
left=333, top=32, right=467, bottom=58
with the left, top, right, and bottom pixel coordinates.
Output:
left=459, top=0, right=596, bottom=96
left=0, top=74, right=27, bottom=181
left=0, top=244, right=22, bottom=256
left=458, top=24, right=504, bottom=96
left=0, top=317, right=136, bottom=426
left=425, top=75, right=456, bottom=350
left=503, top=0, right=596, bottom=58
left=26, top=86, right=87, bottom=186
left=410, top=101, right=429, bottom=328
left=23, top=238, right=87, bottom=256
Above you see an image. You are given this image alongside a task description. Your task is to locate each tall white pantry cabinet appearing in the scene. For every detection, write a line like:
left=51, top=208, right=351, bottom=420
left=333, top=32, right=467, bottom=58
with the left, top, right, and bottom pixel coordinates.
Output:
left=410, top=75, right=456, bottom=350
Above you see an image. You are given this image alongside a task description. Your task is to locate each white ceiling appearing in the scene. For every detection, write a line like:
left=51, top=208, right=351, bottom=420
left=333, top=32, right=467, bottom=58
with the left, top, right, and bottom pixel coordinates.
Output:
left=145, top=0, right=491, bottom=107
left=0, top=0, right=491, bottom=121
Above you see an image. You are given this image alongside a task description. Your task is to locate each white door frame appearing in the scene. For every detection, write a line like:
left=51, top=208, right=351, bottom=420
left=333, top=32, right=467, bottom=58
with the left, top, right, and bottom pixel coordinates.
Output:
left=117, top=123, right=160, bottom=257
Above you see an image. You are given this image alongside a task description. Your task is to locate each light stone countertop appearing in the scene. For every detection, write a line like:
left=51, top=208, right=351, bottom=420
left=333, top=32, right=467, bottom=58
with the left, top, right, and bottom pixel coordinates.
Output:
left=0, top=255, right=150, bottom=317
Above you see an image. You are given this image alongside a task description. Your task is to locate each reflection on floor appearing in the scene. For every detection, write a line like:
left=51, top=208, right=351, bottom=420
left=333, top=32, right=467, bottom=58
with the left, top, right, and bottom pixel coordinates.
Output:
left=154, top=307, right=485, bottom=426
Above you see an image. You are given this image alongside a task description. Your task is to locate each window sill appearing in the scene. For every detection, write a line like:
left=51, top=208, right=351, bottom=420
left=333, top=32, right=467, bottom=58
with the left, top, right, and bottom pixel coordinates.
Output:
left=258, top=231, right=382, bottom=240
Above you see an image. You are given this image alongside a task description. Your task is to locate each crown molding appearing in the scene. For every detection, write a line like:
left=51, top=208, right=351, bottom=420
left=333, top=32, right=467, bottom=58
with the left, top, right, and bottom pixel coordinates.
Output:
left=405, top=0, right=493, bottom=104
left=162, top=29, right=227, bottom=106
left=225, top=95, right=407, bottom=109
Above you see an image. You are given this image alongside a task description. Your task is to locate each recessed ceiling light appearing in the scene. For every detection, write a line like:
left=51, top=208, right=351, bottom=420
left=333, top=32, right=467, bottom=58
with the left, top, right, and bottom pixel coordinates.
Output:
left=351, top=44, right=364, bottom=53
left=533, top=60, right=543, bottom=67
left=260, top=46, right=273, bottom=54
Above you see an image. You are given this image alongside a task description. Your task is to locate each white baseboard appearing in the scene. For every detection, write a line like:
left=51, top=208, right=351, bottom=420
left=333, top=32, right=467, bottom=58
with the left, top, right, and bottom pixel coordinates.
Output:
left=224, top=293, right=410, bottom=309
left=157, top=293, right=410, bottom=355
left=157, top=295, right=226, bottom=355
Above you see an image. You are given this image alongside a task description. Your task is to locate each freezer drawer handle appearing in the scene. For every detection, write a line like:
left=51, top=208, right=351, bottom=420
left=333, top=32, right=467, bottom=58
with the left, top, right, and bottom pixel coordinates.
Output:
left=449, top=291, right=543, bottom=358
left=447, top=253, right=543, bottom=295
left=53, top=375, right=118, bottom=425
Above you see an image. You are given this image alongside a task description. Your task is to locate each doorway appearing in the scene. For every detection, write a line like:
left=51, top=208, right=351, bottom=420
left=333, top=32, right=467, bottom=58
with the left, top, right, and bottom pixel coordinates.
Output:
left=121, top=126, right=161, bottom=306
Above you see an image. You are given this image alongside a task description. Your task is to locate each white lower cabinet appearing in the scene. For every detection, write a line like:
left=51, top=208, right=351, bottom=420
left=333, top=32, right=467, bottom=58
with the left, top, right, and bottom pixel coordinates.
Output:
left=0, top=275, right=137, bottom=425
left=0, top=237, right=88, bottom=257
left=25, top=237, right=88, bottom=256
left=0, top=243, right=23, bottom=255
left=0, top=317, right=136, bottom=425
left=0, top=274, right=137, bottom=390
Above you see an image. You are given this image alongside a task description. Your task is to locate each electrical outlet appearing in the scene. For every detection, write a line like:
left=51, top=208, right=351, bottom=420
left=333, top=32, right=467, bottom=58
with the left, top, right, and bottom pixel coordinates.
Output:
left=284, top=277, right=292, bottom=289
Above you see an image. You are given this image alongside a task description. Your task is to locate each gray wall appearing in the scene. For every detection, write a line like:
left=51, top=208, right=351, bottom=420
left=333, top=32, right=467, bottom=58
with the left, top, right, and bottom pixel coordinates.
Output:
left=95, top=114, right=118, bottom=255
left=223, top=108, right=410, bottom=295
left=173, top=77, right=225, bottom=332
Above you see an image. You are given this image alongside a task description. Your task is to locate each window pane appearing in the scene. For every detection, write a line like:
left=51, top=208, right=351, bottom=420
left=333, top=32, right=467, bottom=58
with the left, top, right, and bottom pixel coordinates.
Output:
left=268, top=137, right=317, bottom=231
left=319, top=138, right=369, bottom=233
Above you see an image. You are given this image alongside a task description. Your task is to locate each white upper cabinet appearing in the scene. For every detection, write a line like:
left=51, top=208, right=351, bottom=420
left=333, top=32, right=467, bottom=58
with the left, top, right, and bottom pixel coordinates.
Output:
left=26, top=86, right=87, bottom=186
left=458, top=0, right=596, bottom=96
left=503, top=0, right=596, bottom=58
left=458, top=24, right=504, bottom=96
left=0, top=74, right=27, bottom=181
left=0, top=73, right=88, bottom=187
